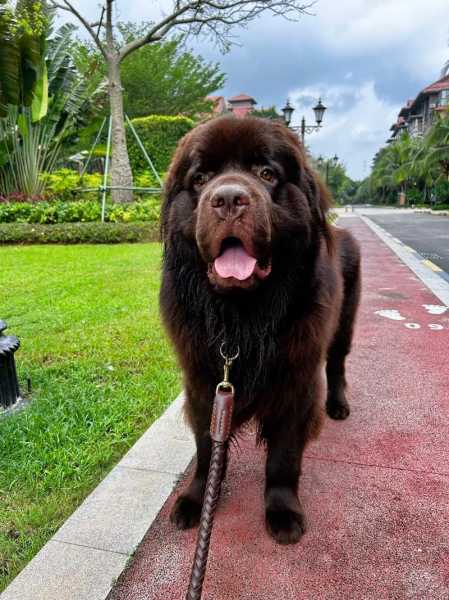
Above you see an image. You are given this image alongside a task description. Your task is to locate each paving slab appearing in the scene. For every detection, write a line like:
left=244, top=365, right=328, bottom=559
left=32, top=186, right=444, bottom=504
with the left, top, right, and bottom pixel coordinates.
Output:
left=108, top=217, right=449, bottom=600
left=0, top=541, right=127, bottom=600
left=54, top=466, right=177, bottom=555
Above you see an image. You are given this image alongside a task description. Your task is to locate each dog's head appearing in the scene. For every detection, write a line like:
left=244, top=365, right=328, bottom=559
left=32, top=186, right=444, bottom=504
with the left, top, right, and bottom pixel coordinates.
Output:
left=162, top=116, right=332, bottom=293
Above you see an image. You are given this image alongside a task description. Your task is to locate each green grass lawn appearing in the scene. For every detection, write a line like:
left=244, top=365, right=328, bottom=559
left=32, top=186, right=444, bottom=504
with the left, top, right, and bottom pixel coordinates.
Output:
left=0, top=243, right=180, bottom=591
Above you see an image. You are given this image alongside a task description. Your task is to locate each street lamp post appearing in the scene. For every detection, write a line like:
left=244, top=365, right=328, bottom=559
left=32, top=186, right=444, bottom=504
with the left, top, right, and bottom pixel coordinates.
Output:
left=317, top=154, right=339, bottom=185
left=281, top=98, right=327, bottom=144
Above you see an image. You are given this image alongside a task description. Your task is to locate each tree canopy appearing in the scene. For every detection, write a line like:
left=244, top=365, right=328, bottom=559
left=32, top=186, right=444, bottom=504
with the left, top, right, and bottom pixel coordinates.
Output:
left=252, top=106, right=281, bottom=119
left=119, top=29, right=225, bottom=118
left=310, top=155, right=359, bottom=204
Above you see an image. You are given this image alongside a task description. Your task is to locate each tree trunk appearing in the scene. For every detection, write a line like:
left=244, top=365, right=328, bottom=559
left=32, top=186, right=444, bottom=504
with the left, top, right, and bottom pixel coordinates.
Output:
left=108, top=57, right=133, bottom=203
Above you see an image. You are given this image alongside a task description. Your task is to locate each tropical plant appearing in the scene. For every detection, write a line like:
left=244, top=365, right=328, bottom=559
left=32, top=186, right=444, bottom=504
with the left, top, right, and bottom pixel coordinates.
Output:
left=367, top=133, right=424, bottom=204
left=0, top=0, right=47, bottom=117
left=414, top=111, right=449, bottom=184
left=0, top=23, right=105, bottom=196
left=365, top=111, right=449, bottom=206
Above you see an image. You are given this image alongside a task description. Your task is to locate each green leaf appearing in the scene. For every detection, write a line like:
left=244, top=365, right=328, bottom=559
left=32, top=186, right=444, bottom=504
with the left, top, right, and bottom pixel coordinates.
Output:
left=32, top=60, right=48, bottom=122
left=0, top=6, right=20, bottom=107
left=17, top=111, right=29, bottom=139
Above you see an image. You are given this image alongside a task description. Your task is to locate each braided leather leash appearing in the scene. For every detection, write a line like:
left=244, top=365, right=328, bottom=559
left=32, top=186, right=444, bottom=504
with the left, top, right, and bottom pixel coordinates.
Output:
left=186, top=347, right=238, bottom=600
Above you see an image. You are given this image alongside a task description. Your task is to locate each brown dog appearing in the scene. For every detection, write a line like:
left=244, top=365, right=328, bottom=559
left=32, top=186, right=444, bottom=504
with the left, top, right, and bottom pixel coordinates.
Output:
left=160, top=116, right=360, bottom=544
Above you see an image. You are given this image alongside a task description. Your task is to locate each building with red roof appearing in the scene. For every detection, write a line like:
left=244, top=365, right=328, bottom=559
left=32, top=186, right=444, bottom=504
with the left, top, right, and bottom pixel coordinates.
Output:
left=389, top=76, right=449, bottom=141
left=205, top=93, right=258, bottom=118
left=227, top=94, right=257, bottom=117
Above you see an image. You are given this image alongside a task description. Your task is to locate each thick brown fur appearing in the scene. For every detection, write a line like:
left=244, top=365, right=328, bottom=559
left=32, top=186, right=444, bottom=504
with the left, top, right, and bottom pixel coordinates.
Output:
left=160, top=115, right=361, bottom=544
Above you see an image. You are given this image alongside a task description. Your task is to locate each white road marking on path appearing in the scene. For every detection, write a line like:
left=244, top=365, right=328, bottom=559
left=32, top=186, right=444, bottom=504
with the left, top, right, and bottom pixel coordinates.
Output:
left=422, top=304, right=448, bottom=315
left=375, top=309, right=406, bottom=321
left=374, top=309, right=448, bottom=331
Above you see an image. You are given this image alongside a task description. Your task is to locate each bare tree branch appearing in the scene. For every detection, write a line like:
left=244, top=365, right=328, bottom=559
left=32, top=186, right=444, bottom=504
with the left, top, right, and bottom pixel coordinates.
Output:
left=119, top=0, right=315, bottom=61
left=48, top=0, right=107, bottom=58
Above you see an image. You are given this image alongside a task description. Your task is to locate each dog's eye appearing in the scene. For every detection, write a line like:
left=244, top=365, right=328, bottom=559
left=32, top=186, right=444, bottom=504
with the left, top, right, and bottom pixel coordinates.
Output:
left=258, top=167, right=276, bottom=183
left=193, top=172, right=209, bottom=188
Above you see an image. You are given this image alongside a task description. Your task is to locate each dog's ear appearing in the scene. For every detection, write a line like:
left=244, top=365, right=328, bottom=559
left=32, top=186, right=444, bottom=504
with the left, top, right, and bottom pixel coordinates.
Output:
left=164, top=134, right=192, bottom=201
left=273, top=122, right=334, bottom=249
left=161, top=132, right=194, bottom=242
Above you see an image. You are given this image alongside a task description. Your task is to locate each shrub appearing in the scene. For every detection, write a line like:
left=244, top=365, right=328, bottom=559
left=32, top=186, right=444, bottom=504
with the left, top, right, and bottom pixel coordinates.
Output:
left=134, top=171, right=165, bottom=189
left=42, top=169, right=104, bottom=201
left=0, top=197, right=161, bottom=224
left=0, top=222, right=159, bottom=244
left=405, top=187, right=423, bottom=205
left=434, top=179, right=449, bottom=203
left=40, top=168, right=163, bottom=201
left=127, top=115, right=194, bottom=173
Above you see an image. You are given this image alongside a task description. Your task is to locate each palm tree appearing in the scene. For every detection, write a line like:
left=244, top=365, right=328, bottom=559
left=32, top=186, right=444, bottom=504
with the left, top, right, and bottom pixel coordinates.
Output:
left=418, top=111, right=449, bottom=181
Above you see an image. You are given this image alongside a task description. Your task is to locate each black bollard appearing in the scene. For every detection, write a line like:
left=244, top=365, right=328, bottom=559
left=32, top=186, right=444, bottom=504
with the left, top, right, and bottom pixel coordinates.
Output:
left=0, top=320, right=21, bottom=410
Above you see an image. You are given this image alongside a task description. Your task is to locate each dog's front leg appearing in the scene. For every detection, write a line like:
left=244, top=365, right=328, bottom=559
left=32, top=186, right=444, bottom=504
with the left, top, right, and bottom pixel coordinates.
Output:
left=262, top=380, right=322, bottom=544
left=170, top=389, right=214, bottom=530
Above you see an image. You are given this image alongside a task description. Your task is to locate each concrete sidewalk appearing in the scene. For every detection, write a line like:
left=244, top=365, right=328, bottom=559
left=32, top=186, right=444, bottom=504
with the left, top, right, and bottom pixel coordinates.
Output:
left=109, top=217, right=449, bottom=600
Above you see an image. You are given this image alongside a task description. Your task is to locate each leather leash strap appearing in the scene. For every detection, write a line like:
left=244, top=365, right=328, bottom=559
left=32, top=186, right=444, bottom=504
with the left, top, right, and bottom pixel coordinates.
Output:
left=186, top=348, right=237, bottom=600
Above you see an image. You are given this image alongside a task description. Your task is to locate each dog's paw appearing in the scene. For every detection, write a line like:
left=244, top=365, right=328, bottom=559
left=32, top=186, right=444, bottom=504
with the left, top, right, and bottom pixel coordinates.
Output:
left=266, top=508, right=305, bottom=545
left=326, top=398, right=350, bottom=420
left=170, top=495, right=202, bottom=530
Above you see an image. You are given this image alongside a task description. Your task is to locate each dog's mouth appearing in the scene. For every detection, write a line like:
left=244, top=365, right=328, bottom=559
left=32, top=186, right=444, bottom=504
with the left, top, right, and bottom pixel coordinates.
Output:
left=208, top=237, right=271, bottom=290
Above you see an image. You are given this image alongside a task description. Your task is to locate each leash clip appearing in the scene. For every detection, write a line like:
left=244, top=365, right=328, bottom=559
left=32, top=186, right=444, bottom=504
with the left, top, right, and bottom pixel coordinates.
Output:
left=216, top=342, right=239, bottom=395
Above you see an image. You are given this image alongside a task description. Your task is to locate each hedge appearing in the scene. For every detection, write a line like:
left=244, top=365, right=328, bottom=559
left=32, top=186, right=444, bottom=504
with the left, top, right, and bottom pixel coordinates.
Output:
left=127, top=115, right=194, bottom=173
left=0, top=222, right=160, bottom=244
left=0, top=197, right=161, bottom=224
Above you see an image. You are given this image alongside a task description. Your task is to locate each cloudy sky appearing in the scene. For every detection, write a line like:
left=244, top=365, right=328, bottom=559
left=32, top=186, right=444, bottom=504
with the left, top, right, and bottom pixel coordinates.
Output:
left=61, top=0, right=449, bottom=179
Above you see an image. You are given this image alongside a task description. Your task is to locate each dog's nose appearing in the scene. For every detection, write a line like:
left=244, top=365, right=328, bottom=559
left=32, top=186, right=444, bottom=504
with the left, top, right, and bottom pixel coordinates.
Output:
left=210, top=184, right=250, bottom=219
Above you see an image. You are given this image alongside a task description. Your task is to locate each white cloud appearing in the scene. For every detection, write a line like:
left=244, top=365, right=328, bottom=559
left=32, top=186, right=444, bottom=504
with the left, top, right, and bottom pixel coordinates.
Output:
left=305, top=0, right=449, bottom=79
left=288, top=81, right=400, bottom=179
left=55, top=0, right=449, bottom=181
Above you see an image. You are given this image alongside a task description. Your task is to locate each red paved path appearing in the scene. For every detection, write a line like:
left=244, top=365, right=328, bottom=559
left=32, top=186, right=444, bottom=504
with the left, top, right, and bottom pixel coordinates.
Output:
left=109, top=217, right=449, bottom=600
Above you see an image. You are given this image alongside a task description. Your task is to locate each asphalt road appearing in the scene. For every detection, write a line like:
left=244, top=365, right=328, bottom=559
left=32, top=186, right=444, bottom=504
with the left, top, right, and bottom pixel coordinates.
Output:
left=369, top=213, right=449, bottom=273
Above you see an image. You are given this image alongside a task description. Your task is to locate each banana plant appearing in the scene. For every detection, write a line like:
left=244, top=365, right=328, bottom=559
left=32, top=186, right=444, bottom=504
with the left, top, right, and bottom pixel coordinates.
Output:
left=0, top=21, right=105, bottom=196
left=0, top=0, right=46, bottom=116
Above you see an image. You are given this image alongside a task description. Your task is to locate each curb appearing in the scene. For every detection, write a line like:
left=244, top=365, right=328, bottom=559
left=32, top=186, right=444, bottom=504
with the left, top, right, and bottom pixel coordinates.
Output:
left=0, top=393, right=195, bottom=600
left=413, top=208, right=449, bottom=216
left=360, top=216, right=449, bottom=306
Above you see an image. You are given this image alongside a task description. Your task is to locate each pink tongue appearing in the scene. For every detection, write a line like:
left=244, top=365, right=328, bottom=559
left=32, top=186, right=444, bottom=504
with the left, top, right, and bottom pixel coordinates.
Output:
left=214, top=245, right=257, bottom=281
